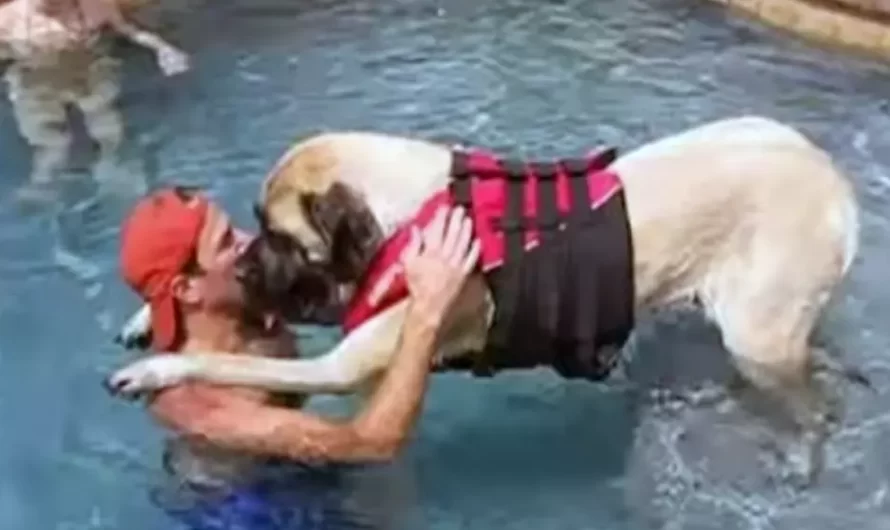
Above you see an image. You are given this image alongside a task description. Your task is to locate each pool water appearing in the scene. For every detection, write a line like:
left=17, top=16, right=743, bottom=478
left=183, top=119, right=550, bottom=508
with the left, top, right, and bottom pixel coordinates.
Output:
left=3, top=0, right=890, bottom=528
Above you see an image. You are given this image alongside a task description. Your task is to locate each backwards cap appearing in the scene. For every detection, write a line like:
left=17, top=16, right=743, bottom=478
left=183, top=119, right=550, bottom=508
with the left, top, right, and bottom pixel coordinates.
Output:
left=119, top=188, right=209, bottom=350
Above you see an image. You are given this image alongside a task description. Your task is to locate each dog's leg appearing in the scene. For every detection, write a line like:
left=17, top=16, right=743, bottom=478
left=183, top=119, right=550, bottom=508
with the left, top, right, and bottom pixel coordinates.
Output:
left=106, top=277, right=491, bottom=399
left=715, top=283, right=839, bottom=489
left=730, top=345, right=830, bottom=487
left=115, top=304, right=152, bottom=350
left=105, top=300, right=412, bottom=399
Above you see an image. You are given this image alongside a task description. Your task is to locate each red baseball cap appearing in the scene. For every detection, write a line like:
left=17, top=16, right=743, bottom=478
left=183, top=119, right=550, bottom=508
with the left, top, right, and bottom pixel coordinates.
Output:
left=119, top=188, right=210, bottom=351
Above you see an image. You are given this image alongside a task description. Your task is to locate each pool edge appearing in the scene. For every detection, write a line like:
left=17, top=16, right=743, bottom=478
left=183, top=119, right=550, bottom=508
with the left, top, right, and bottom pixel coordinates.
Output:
left=705, top=0, right=890, bottom=59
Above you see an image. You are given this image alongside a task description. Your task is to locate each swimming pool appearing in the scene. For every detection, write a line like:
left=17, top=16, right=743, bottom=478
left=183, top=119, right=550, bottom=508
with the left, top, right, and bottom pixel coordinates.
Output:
left=2, top=0, right=890, bottom=528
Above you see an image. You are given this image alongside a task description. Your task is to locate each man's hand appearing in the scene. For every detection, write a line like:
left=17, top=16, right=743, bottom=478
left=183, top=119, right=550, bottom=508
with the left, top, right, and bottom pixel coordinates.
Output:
left=400, top=206, right=480, bottom=328
left=103, top=0, right=190, bottom=76
left=156, top=44, right=190, bottom=76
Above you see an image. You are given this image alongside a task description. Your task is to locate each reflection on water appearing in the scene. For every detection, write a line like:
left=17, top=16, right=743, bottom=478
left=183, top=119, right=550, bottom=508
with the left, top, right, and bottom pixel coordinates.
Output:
left=2, top=0, right=890, bottom=528
left=0, top=0, right=188, bottom=207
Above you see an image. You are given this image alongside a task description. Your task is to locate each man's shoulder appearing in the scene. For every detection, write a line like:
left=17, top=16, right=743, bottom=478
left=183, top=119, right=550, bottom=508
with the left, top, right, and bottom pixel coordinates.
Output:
left=146, top=327, right=298, bottom=432
left=0, top=2, right=22, bottom=25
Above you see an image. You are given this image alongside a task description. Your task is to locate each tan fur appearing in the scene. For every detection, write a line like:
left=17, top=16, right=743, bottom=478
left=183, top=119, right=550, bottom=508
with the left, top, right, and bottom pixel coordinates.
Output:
left=109, top=116, right=861, bottom=484
left=258, top=142, right=344, bottom=257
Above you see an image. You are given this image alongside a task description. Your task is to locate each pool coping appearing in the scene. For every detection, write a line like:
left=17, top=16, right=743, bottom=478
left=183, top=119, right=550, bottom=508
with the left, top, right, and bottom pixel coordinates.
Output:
left=705, top=0, right=890, bottom=58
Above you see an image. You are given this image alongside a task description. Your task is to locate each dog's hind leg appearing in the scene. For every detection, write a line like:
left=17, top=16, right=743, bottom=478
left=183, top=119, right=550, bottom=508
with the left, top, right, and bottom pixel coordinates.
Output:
left=712, top=272, right=840, bottom=488
left=727, top=334, right=830, bottom=488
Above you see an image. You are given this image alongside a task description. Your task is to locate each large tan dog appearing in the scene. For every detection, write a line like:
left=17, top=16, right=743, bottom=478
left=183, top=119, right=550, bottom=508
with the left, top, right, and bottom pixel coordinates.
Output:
left=107, top=116, right=863, bottom=485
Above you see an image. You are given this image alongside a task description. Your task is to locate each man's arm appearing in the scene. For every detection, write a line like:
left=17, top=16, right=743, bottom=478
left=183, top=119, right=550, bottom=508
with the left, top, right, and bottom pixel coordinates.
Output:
left=150, top=206, right=479, bottom=463
left=107, top=298, right=412, bottom=397
left=148, top=307, right=442, bottom=462
left=100, top=0, right=189, bottom=75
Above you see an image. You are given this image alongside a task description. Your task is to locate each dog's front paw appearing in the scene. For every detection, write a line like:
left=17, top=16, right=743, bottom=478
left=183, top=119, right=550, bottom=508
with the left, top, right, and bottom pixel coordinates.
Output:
left=103, top=355, right=196, bottom=400
left=115, top=305, right=152, bottom=350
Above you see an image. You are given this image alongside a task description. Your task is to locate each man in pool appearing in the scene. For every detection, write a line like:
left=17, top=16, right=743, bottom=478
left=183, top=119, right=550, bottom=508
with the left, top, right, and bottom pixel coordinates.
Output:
left=0, top=0, right=189, bottom=204
left=116, top=187, right=479, bottom=528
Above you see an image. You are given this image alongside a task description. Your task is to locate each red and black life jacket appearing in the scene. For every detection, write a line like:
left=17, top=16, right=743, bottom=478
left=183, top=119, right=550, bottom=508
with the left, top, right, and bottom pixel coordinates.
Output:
left=343, top=145, right=635, bottom=382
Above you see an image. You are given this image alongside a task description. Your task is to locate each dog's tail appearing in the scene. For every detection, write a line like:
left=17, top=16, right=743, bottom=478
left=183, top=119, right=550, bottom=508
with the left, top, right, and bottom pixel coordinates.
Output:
left=838, top=190, right=860, bottom=278
left=825, top=170, right=860, bottom=279
left=813, top=342, right=874, bottom=393
left=817, top=176, right=868, bottom=392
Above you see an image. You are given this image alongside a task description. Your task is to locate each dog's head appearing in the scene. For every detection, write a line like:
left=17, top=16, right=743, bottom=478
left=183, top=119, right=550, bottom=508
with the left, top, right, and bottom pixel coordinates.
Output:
left=235, top=206, right=340, bottom=324
left=235, top=142, right=385, bottom=325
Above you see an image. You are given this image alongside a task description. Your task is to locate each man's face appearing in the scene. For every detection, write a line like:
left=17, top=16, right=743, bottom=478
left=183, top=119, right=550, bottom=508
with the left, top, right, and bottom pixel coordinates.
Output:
left=189, top=202, right=254, bottom=315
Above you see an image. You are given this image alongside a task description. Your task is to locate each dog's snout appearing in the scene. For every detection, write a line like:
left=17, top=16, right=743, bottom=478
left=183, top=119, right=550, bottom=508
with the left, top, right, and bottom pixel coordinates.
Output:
left=303, top=240, right=329, bottom=265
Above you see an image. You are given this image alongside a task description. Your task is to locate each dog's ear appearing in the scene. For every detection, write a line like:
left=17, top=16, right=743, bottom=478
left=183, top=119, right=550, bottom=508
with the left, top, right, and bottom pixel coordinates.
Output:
left=301, top=182, right=382, bottom=282
left=252, top=202, right=294, bottom=253
left=252, top=202, right=270, bottom=232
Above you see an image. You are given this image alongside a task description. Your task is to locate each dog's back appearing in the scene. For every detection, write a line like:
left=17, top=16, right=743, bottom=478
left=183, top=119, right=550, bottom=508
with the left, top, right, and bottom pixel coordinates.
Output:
left=612, top=116, right=858, bottom=310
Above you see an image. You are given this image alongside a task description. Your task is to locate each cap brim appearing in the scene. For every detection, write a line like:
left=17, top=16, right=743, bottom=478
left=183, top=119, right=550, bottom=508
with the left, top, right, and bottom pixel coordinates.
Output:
left=149, top=293, right=179, bottom=351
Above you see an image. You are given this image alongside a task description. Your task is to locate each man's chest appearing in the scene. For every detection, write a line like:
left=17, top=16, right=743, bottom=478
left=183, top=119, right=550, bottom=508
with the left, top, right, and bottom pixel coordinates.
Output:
left=9, top=7, right=105, bottom=54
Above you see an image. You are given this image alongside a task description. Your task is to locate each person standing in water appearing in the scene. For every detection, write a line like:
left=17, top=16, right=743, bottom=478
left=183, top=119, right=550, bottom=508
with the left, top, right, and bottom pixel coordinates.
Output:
left=116, top=187, right=479, bottom=528
left=0, top=0, right=189, bottom=204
